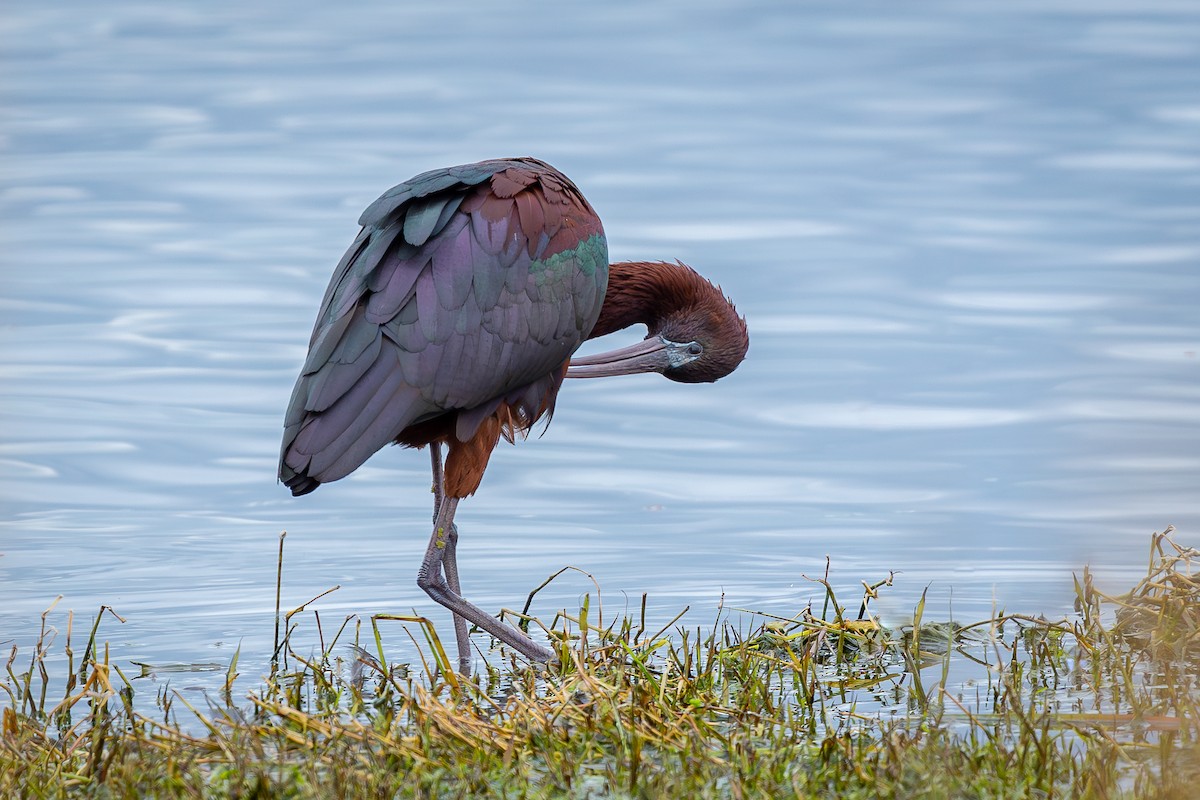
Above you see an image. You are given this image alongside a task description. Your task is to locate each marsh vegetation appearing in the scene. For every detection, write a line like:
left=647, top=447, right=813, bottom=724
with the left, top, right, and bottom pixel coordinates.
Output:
left=4, top=528, right=1198, bottom=798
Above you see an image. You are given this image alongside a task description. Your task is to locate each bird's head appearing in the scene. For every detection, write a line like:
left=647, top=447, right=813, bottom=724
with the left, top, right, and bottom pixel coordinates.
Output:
left=567, top=262, right=748, bottom=382
left=652, top=287, right=749, bottom=383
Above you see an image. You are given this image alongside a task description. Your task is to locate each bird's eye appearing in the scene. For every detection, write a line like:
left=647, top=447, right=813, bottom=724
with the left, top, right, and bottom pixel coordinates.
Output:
left=687, top=343, right=703, bottom=356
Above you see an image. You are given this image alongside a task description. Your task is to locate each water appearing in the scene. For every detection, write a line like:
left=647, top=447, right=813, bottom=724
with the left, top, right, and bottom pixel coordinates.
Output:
left=2, top=1, right=1198, bottom=695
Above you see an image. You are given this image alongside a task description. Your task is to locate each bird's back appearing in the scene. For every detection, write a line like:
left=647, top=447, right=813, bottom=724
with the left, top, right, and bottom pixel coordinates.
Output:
left=280, top=158, right=609, bottom=495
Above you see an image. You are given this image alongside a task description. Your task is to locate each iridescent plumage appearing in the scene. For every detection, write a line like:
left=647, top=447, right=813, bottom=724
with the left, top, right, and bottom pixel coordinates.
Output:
left=282, top=158, right=608, bottom=497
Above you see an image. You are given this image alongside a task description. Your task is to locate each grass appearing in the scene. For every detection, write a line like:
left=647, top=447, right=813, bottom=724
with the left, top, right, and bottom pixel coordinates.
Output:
left=3, top=526, right=1199, bottom=798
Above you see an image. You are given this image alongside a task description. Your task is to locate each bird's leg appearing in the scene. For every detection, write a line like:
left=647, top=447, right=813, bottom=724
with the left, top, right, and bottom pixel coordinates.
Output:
left=429, top=443, right=445, bottom=523
left=429, top=445, right=469, bottom=672
left=416, top=496, right=558, bottom=671
left=439, top=520, right=472, bottom=674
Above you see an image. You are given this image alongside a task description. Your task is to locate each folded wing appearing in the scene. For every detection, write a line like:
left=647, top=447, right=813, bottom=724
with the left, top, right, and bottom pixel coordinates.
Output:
left=280, top=158, right=608, bottom=495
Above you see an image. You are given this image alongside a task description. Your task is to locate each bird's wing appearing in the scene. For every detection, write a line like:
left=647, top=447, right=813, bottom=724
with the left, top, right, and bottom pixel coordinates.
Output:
left=280, top=158, right=608, bottom=492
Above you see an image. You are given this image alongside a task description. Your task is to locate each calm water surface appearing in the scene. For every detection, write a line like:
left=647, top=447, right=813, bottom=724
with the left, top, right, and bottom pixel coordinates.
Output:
left=2, top=1, right=1199, bottom=695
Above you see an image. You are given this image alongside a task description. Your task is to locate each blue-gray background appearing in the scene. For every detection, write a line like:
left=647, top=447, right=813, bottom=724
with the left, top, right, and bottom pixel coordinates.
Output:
left=2, top=2, right=1198, bottom=684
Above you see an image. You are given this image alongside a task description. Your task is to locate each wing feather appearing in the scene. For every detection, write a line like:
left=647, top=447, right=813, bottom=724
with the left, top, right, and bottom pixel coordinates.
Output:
left=365, top=253, right=425, bottom=324
left=431, top=194, right=466, bottom=239
left=415, top=264, right=450, bottom=344
left=294, top=353, right=407, bottom=461
left=402, top=196, right=448, bottom=246
left=313, top=386, right=428, bottom=480
left=304, top=328, right=383, bottom=413
left=431, top=220, right=475, bottom=310
left=515, top=190, right=545, bottom=242
left=469, top=231, right=505, bottom=311
left=300, top=309, right=354, bottom=378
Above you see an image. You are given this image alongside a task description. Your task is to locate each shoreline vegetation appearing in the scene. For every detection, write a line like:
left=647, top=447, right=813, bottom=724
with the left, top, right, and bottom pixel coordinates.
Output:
left=3, top=527, right=1198, bottom=798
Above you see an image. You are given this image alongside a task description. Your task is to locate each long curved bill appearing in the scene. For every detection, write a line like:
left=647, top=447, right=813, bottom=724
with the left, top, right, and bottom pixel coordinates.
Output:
left=567, top=336, right=682, bottom=378
left=566, top=337, right=673, bottom=379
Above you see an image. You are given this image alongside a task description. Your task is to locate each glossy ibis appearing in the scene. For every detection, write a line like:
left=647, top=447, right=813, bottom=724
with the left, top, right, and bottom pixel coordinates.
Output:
left=280, top=158, right=748, bottom=673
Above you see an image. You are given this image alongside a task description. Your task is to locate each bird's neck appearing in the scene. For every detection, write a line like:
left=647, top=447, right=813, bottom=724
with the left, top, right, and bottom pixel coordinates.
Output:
left=588, top=261, right=700, bottom=339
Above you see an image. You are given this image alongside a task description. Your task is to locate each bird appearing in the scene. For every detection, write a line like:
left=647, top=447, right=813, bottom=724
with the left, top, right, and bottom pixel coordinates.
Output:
left=280, top=157, right=748, bottom=674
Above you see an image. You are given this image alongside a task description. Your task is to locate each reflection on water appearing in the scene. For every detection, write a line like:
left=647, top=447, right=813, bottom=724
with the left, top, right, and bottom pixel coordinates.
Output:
left=2, top=1, right=1198, bottom=698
